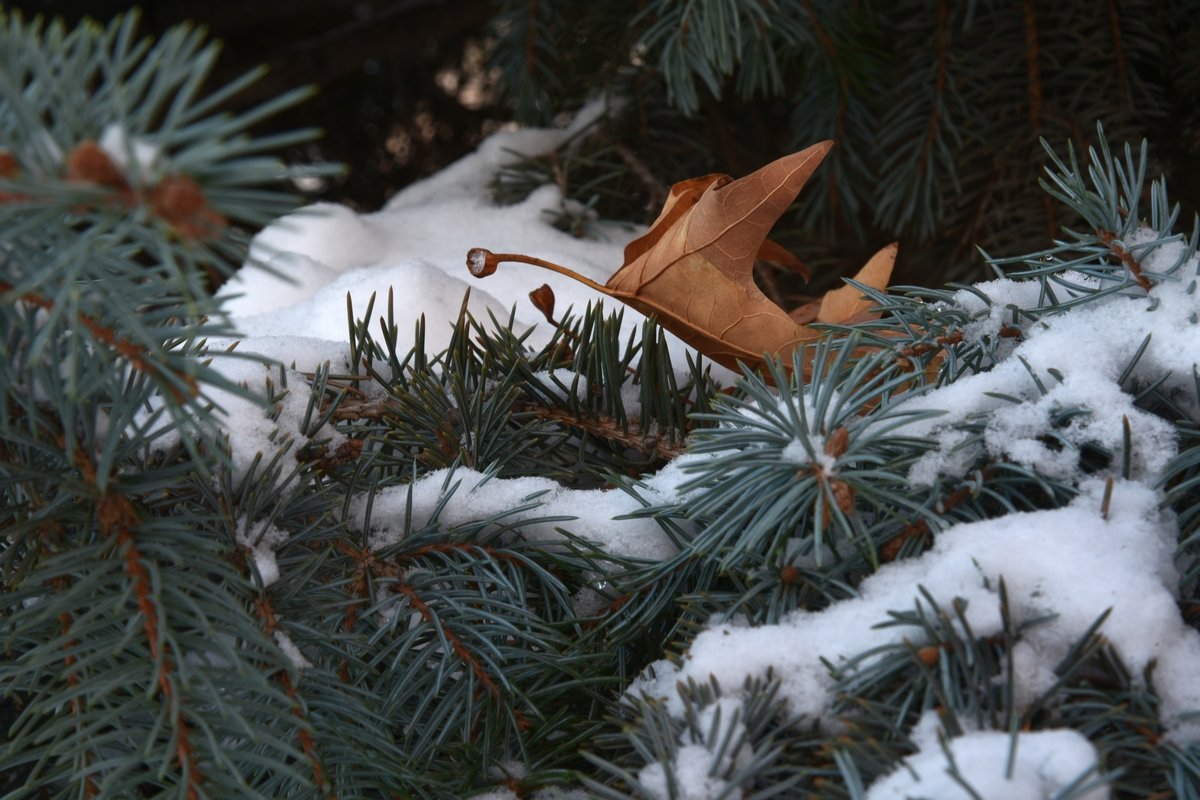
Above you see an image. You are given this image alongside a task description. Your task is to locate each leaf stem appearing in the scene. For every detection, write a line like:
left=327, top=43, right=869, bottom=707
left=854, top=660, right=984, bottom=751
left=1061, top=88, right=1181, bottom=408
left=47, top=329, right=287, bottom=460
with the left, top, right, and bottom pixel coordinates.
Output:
left=467, top=248, right=611, bottom=295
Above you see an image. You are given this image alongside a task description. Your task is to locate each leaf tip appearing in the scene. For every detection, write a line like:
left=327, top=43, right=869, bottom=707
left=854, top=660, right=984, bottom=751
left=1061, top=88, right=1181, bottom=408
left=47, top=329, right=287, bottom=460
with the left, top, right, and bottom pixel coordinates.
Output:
left=815, top=242, right=898, bottom=323
left=529, top=283, right=556, bottom=323
left=857, top=242, right=898, bottom=288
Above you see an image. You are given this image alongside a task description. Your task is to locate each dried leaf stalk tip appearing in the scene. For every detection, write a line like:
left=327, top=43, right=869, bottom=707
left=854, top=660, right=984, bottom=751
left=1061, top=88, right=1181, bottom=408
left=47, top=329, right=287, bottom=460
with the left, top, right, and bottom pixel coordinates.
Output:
left=467, top=248, right=498, bottom=277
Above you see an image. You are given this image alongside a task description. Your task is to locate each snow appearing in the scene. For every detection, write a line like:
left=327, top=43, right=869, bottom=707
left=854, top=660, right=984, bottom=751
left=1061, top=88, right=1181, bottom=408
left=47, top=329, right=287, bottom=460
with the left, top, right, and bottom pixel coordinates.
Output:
left=631, top=481, right=1200, bottom=736
left=468, top=790, right=587, bottom=800
left=638, top=746, right=741, bottom=800
left=236, top=520, right=289, bottom=587
left=893, top=273, right=1188, bottom=487
left=194, top=103, right=1200, bottom=794
left=220, top=252, right=340, bottom=317
left=273, top=630, right=312, bottom=670
left=98, top=123, right=161, bottom=181
left=351, top=464, right=691, bottom=564
left=214, top=99, right=652, bottom=363
left=227, top=257, right=513, bottom=354
left=199, top=352, right=320, bottom=480
left=637, top=697, right=753, bottom=800
left=469, top=758, right=588, bottom=800
left=867, top=715, right=1107, bottom=799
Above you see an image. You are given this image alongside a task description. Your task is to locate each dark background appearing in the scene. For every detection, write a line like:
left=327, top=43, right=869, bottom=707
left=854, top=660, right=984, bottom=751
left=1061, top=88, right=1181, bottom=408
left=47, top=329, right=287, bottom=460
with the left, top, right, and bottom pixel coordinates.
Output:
left=10, top=1, right=1200, bottom=292
left=17, top=0, right=509, bottom=210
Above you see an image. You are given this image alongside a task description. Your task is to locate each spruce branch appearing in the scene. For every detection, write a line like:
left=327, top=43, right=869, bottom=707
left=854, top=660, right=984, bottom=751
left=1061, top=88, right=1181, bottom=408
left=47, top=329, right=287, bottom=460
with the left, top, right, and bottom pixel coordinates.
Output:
left=679, top=340, right=944, bottom=570
left=0, top=12, right=356, bottom=796
left=0, top=279, right=201, bottom=402
left=341, top=290, right=717, bottom=489
left=515, top=403, right=688, bottom=463
left=581, top=673, right=806, bottom=799
left=1096, top=227, right=1152, bottom=292
left=991, top=125, right=1198, bottom=307
left=7, top=7, right=1200, bottom=797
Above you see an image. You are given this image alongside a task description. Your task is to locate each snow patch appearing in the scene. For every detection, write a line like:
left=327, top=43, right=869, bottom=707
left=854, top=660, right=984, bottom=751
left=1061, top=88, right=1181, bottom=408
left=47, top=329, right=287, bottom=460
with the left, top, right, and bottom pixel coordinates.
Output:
left=868, top=720, right=1106, bottom=799
left=236, top=521, right=289, bottom=587
left=636, top=481, right=1200, bottom=739
left=352, top=467, right=685, bottom=564
left=98, top=123, right=161, bottom=180
left=273, top=630, right=312, bottom=670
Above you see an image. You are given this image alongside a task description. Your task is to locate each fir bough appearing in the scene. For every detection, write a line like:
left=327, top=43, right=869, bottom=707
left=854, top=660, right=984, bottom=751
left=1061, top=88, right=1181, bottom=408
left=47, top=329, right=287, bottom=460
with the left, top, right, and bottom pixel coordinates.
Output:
left=4, top=10, right=1200, bottom=800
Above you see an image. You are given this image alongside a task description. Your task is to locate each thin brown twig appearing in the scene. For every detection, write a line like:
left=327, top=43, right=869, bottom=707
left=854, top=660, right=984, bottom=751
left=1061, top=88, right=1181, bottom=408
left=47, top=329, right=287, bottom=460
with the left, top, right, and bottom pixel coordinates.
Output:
left=880, top=468, right=995, bottom=563
left=251, top=592, right=334, bottom=799
left=55, top=603, right=99, bottom=798
left=397, top=582, right=501, bottom=700
left=327, top=396, right=399, bottom=421
left=612, top=142, right=668, bottom=209
left=0, top=281, right=199, bottom=402
left=102, top=493, right=204, bottom=796
left=516, top=403, right=687, bottom=461
left=1106, top=0, right=1132, bottom=109
left=61, top=439, right=206, bottom=797
left=524, top=0, right=539, bottom=77
left=1098, top=229, right=1153, bottom=291
left=1021, top=0, right=1043, bottom=128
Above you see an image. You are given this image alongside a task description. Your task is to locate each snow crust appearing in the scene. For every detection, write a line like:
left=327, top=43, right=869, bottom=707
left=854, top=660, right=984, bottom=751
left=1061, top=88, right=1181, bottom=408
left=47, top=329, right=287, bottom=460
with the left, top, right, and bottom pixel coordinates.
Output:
left=895, top=266, right=1195, bottom=487
left=867, top=715, right=1106, bottom=799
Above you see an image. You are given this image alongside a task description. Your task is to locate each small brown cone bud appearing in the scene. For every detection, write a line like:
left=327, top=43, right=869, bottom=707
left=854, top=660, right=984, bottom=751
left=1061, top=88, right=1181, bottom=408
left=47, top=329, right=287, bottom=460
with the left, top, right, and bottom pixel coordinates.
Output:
left=917, top=645, right=941, bottom=666
left=149, top=174, right=204, bottom=218
left=149, top=175, right=226, bottom=241
left=529, top=283, right=556, bottom=324
left=66, top=141, right=125, bottom=188
left=779, top=565, right=800, bottom=585
left=830, top=479, right=855, bottom=515
left=824, top=426, right=849, bottom=459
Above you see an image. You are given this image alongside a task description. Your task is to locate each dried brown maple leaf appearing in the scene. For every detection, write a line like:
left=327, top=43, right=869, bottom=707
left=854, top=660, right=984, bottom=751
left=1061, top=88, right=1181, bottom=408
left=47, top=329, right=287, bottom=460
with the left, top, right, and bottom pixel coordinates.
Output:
left=790, top=242, right=897, bottom=326
left=467, top=142, right=895, bottom=374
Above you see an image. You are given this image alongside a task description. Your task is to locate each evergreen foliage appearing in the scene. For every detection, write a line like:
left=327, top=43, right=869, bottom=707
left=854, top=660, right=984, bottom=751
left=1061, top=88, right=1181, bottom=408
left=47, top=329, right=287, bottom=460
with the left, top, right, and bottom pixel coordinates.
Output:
left=486, top=0, right=1200, bottom=290
left=3, top=9, right=1200, bottom=799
